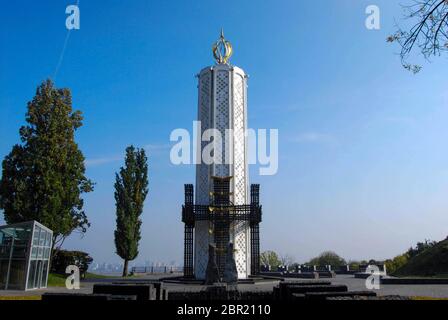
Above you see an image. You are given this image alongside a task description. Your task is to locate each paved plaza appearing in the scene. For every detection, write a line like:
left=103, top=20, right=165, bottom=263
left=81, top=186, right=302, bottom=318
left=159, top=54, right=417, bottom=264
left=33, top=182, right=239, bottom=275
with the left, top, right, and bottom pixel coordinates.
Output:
left=1, top=274, right=448, bottom=299
left=332, top=275, right=448, bottom=298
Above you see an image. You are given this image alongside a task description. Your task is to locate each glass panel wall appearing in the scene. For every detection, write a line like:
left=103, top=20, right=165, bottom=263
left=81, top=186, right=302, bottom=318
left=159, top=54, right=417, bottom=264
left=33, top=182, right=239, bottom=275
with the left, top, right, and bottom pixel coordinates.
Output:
left=0, top=223, right=32, bottom=290
left=0, top=221, right=53, bottom=291
left=26, top=222, right=53, bottom=290
left=0, top=231, right=11, bottom=289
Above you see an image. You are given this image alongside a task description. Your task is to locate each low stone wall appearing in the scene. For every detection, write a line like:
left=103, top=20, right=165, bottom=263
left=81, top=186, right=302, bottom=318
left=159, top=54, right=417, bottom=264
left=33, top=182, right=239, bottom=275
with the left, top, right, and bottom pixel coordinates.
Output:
left=113, top=281, right=165, bottom=300
left=260, top=271, right=321, bottom=279
left=327, top=295, right=409, bottom=301
left=42, top=293, right=137, bottom=301
left=304, top=291, right=377, bottom=301
left=166, top=288, right=274, bottom=301
left=354, top=272, right=387, bottom=279
left=93, top=283, right=156, bottom=301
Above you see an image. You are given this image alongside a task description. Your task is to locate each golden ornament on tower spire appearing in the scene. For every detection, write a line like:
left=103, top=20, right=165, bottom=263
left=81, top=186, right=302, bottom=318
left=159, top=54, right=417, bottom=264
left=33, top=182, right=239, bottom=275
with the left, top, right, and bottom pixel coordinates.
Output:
left=212, top=29, right=233, bottom=64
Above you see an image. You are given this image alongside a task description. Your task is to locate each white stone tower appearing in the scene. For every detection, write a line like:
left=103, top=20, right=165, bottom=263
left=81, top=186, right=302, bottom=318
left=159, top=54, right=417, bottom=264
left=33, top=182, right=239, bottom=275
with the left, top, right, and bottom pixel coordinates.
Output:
left=194, top=30, right=250, bottom=280
left=182, top=30, right=261, bottom=281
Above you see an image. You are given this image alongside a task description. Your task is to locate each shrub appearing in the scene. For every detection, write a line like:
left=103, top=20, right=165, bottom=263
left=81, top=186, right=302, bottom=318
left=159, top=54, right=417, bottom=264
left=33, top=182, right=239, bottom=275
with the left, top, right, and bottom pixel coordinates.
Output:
left=308, top=251, right=347, bottom=267
left=51, top=249, right=93, bottom=278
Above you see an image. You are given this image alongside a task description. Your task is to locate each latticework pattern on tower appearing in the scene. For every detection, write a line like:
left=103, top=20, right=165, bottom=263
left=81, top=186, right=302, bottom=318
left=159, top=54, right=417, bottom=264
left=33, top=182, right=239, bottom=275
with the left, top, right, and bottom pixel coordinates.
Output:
left=234, top=221, right=249, bottom=277
left=196, top=71, right=211, bottom=205
left=233, top=73, right=246, bottom=205
left=214, top=70, right=229, bottom=177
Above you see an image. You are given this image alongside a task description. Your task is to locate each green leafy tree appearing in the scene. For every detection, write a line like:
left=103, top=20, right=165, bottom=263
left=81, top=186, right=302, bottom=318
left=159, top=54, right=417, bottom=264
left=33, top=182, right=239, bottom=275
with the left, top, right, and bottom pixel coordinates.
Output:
left=348, top=260, right=362, bottom=271
left=385, top=254, right=410, bottom=275
left=114, top=146, right=148, bottom=277
left=308, top=251, right=347, bottom=267
left=385, top=239, right=437, bottom=275
left=260, top=251, right=281, bottom=268
left=407, top=239, right=437, bottom=258
left=0, top=79, right=94, bottom=252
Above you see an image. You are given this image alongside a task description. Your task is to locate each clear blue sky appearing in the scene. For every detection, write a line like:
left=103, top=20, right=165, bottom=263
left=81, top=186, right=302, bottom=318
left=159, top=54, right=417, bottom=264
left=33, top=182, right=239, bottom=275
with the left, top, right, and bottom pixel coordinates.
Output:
left=1, top=0, right=448, bottom=265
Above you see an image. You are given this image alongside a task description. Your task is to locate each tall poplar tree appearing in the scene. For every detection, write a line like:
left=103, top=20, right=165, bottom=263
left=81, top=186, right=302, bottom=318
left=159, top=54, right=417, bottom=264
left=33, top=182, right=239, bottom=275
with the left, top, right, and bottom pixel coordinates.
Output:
left=114, top=146, right=148, bottom=277
left=0, top=79, right=94, bottom=250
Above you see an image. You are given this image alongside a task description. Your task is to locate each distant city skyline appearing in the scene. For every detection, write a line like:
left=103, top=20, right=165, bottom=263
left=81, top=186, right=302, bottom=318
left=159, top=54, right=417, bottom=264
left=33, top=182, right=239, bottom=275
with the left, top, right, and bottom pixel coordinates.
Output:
left=2, top=0, right=448, bottom=266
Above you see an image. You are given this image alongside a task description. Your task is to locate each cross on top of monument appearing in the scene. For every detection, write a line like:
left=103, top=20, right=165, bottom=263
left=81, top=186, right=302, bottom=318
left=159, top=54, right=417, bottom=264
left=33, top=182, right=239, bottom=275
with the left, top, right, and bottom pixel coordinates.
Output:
left=212, top=28, right=233, bottom=64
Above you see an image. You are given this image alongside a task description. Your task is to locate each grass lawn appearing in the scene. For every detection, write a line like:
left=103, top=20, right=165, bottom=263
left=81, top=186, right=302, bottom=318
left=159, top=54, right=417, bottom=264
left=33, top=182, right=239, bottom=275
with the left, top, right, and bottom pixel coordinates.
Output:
left=47, top=273, right=67, bottom=287
left=412, top=296, right=448, bottom=300
left=47, top=272, right=138, bottom=288
left=48, top=272, right=118, bottom=287
left=84, top=272, right=122, bottom=279
left=84, top=272, right=139, bottom=279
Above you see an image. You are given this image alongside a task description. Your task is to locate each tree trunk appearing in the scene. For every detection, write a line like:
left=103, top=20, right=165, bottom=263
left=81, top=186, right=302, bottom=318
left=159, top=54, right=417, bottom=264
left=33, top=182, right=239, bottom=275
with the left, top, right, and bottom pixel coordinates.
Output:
left=122, top=259, right=129, bottom=277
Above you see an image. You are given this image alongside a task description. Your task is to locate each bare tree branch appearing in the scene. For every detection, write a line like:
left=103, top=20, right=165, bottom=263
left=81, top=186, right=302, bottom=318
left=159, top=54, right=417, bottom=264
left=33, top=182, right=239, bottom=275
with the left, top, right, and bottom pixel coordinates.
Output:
left=388, top=0, right=448, bottom=72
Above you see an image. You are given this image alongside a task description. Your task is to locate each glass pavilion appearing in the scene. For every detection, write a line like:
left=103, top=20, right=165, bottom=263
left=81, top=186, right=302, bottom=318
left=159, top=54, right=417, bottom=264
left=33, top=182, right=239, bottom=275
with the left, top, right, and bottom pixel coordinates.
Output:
left=0, top=221, right=53, bottom=290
